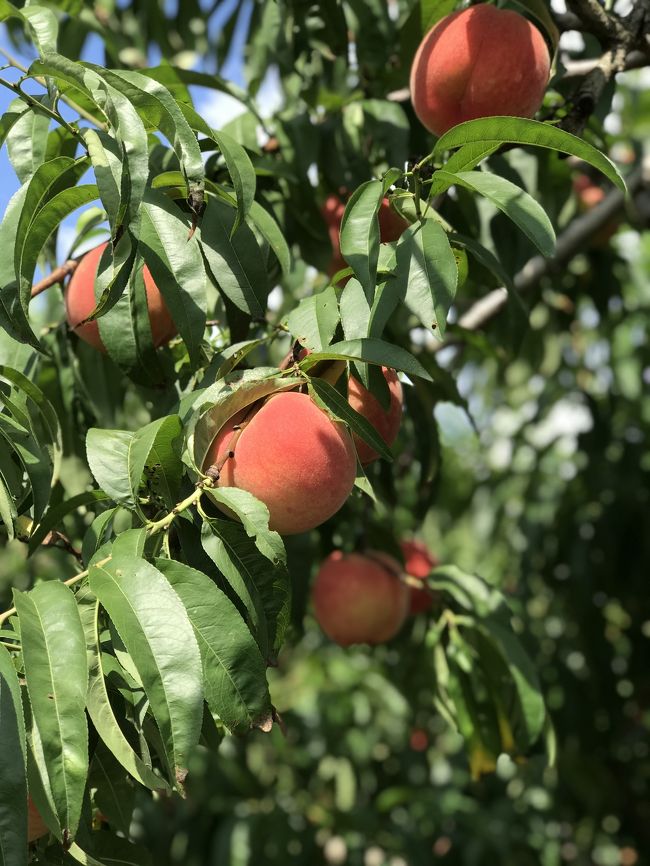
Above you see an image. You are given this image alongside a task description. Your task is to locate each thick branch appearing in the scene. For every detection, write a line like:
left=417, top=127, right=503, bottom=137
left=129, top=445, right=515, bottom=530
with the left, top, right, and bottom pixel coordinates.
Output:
left=438, top=161, right=648, bottom=343
left=31, top=260, right=79, bottom=298
left=565, top=0, right=628, bottom=42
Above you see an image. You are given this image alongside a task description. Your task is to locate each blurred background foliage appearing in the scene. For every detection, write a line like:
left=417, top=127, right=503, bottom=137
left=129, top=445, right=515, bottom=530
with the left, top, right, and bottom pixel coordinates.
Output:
left=1, top=0, right=649, bottom=864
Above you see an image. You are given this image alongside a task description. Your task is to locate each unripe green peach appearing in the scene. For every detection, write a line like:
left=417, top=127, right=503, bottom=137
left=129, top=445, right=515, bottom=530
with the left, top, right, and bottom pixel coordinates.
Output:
left=203, top=391, right=357, bottom=535
left=65, top=242, right=176, bottom=352
left=348, top=367, right=403, bottom=464
left=312, top=550, right=410, bottom=645
left=410, top=5, right=550, bottom=136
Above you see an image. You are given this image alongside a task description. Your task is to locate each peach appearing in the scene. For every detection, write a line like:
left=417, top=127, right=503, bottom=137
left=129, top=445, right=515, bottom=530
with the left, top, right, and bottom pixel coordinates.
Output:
left=203, top=391, right=357, bottom=535
left=65, top=241, right=177, bottom=352
left=322, top=195, right=408, bottom=275
left=410, top=5, right=550, bottom=136
left=348, top=367, right=403, bottom=464
left=401, top=539, right=438, bottom=615
left=28, top=797, right=48, bottom=843
left=312, top=551, right=410, bottom=645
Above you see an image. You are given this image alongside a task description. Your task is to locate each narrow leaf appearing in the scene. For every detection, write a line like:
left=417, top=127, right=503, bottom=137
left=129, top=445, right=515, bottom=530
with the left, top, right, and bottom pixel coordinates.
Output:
left=88, top=555, right=203, bottom=781
left=156, top=558, right=272, bottom=733
left=14, top=582, right=88, bottom=838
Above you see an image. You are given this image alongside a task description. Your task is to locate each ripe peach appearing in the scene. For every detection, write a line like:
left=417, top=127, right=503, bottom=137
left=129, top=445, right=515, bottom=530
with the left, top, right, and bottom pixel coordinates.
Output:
left=203, top=391, right=357, bottom=535
left=65, top=241, right=177, bottom=352
left=28, top=797, right=48, bottom=843
left=348, top=367, right=403, bottom=464
left=401, top=539, right=438, bottom=615
left=322, top=195, right=408, bottom=275
left=410, top=5, right=550, bottom=136
left=312, top=550, right=410, bottom=645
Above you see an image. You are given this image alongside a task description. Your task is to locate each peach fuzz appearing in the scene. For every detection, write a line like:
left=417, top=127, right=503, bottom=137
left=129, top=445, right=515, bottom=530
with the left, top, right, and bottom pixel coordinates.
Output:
left=401, top=539, right=439, bottom=615
left=203, top=391, right=357, bottom=535
left=312, top=551, right=410, bottom=645
left=322, top=195, right=408, bottom=275
left=65, top=241, right=177, bottom=352
left=410, top=5, right=550, bottom=137
left=348, top=367, right=403, bottom=464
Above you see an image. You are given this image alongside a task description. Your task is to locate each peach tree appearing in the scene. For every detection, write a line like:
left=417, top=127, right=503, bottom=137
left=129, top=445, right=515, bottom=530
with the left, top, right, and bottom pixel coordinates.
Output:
left=0, top=0, right=646, bottom=863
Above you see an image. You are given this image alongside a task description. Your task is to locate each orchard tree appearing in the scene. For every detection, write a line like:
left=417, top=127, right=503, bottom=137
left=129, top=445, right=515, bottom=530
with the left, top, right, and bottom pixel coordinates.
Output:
left=0, top=0, right=648, bottom=864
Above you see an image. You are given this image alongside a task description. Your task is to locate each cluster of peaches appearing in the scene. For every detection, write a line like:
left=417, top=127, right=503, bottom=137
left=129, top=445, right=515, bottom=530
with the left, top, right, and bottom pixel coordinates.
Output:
left=59, top=4, right=557, bottom=652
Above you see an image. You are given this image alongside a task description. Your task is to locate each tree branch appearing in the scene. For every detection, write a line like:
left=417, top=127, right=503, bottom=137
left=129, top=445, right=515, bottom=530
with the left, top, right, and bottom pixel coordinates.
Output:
left=437, top=160, right=649, bottom=344
left=31, top=260, right=79, bottom=298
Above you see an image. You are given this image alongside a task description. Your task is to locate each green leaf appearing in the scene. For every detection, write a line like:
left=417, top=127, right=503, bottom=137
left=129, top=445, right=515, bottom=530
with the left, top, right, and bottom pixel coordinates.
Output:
left=204, top=487, right=286, bottom=565
left=14, top=582, right=88, bottom=838
left=308, top=378, right=393, bottom=462
left=128, top=416, right=183, bottom=511
left=0, top=364, right=63, bottom=485
left=83, top=129, right=124, bottom=232
left=209, top=129, right=256, bottom=233
left=27, top=490, right=110, bottom=556
left=0, top=475, right=15, bottom=541
left=284, top=285, right=340, bottom=351
left=394, top=220, right=458, bottom=336
left=340, top=278, right=371, bottom=340
left=86, top=429, right=136, bottom=509
left=201, top=519, right=291, bottom=665
left=98, top=67, right=204, bottom=206
left=433, top=117, right=625, bottom=191
left=474, top=619, right=546, bottom=748
left=140, top=189, right=207, bottom=367
left=77, top=585, right=167, bottom=792
left=0, top=644, right=27, bottom=866
left=5, top=97, right=50, bottom=183
left=248, top=201, right=291, bottom=277
left=429, top=565, right=509, bottom=619
left=8, top=157, right=89, bottom=347
left=156, top=558, right=272, bottom=733
left=88, top=555, right=203, bottom=782
left=449, top=233, right=515, bottom=292
left=14, top=4, right=59, bottom=56
left=0, top=413, right=53, bottom=522
left=339, top=180, right=383, bottom=299
left=0, top=184, right=34, bottom=346
left=434, top=170, right=556, bottom=257
left=30, top=54, right=150, bottom=223
left=299, top=338, right=433, bottom=382
left=199, top=197, right=269, bottom=318
left=421, top=0, right=456, bottom=31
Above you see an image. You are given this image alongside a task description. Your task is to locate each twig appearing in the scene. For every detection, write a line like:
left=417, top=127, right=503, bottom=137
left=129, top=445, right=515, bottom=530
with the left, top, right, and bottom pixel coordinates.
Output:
left=0, top=46, right=107, bottom=130
left=0, top=479, right=216, bottom=628
left=31, top=260, right=79, bottom=298
left=562, top=49, right=649, bottom=78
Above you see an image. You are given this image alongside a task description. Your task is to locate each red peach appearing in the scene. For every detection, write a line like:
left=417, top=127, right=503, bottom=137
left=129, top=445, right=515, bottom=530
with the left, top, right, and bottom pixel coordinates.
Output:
left=410, top=5, right=550, bottom=136
left=348, top=367, right=403, bottom=464
left=401, top=539, right=439, bottom=615
left=203, top=391, right=357, bottom=535
left=65, top=241, right=176, bottom=352
left=312, top=551, right=410, bottom=645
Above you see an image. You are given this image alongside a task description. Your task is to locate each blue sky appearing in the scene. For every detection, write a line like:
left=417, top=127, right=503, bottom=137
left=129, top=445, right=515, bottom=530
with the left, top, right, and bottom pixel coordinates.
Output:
left=0, top=0, right=260, bottom=254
